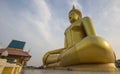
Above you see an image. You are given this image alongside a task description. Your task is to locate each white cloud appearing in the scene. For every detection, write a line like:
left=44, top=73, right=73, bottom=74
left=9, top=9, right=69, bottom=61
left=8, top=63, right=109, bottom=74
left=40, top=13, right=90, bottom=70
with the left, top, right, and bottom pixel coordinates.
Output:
left=0, top=0, right=55, bottom=66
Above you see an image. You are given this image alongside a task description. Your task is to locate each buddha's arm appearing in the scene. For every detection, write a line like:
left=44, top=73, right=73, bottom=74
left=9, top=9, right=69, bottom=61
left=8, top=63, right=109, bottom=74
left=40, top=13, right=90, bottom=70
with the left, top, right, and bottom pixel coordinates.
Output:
left=82, top=17, right=97, bottom=36
left=46, top=48, right=65, bottom=54
left=43, top=48, right=65, bottom=64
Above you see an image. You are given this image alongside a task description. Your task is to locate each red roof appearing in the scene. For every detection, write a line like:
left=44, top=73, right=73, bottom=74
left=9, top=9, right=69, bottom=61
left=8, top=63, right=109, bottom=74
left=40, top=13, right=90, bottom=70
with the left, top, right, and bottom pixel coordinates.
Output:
left=0, top=48, right=31, bottom=57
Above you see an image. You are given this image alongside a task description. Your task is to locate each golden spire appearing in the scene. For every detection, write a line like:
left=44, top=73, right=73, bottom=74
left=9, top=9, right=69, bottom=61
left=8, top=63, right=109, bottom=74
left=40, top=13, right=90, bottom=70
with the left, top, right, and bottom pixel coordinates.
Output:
left=72, top=5, right=75, bottom=10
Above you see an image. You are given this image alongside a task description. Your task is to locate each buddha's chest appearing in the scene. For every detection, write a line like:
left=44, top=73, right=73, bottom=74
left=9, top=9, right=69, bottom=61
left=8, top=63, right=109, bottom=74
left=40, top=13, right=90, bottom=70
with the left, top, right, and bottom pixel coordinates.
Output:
left=65, top=23, right=86, bottom=46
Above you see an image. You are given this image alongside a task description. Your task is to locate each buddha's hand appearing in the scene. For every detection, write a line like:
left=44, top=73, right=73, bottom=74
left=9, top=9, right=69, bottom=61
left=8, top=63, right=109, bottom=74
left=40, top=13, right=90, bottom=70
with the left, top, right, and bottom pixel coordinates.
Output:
left=43, top=52, right=50, bottom=65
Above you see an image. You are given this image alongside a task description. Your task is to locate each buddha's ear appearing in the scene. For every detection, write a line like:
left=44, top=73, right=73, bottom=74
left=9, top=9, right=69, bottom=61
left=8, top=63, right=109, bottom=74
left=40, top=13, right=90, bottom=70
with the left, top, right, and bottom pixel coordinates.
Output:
left=78, top=16, right=81, bottom=20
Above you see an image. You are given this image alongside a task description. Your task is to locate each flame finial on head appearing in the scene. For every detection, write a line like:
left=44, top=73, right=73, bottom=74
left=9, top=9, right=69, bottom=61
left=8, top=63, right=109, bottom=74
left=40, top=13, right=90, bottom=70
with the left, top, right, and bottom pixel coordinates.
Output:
left=72, top=5, right=75, bottom=10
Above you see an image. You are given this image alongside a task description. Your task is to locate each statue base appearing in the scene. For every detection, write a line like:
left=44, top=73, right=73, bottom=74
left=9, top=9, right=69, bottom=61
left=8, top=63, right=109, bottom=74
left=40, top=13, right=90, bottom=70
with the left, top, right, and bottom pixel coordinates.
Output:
left=46, top=63, right=118, bottom=72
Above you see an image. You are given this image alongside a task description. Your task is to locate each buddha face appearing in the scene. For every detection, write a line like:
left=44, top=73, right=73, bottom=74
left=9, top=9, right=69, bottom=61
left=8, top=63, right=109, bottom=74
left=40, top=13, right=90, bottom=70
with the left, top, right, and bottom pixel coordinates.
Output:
left=69, top=11, right=79, bottom=23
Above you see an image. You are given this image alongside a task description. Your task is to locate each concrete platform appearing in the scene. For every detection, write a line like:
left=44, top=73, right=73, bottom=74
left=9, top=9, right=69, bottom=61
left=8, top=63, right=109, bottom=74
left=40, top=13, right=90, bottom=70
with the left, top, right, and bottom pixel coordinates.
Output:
left=46, top=63, right=118, bottom=72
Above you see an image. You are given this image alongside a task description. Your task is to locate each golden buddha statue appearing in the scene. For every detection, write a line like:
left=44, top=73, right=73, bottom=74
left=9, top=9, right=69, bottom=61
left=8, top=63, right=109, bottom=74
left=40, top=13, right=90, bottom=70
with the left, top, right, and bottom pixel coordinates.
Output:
left=42, top=5, right=117, bottom=71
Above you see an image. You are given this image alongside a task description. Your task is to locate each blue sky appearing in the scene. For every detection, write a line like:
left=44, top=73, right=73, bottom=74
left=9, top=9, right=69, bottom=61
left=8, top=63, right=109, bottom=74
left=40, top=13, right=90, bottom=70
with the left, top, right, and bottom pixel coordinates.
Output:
left=0, top=0, right=120, bottom=66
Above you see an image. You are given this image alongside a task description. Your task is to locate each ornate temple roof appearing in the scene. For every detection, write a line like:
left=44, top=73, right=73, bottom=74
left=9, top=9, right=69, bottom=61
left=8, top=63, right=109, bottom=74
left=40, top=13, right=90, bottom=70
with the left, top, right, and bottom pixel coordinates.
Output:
left=0, top=48, right=31, bottom=57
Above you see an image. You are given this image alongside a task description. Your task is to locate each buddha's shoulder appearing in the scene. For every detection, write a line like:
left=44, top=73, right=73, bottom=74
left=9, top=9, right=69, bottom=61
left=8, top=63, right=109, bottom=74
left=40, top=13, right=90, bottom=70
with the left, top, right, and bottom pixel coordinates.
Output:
left=82, top=16, right=92, bottom=21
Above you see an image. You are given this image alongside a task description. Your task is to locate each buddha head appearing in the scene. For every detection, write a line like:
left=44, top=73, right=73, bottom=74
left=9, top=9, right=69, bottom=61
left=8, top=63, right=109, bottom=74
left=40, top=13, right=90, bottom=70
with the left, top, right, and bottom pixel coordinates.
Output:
left=69, top=5, right=82, bottom=23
